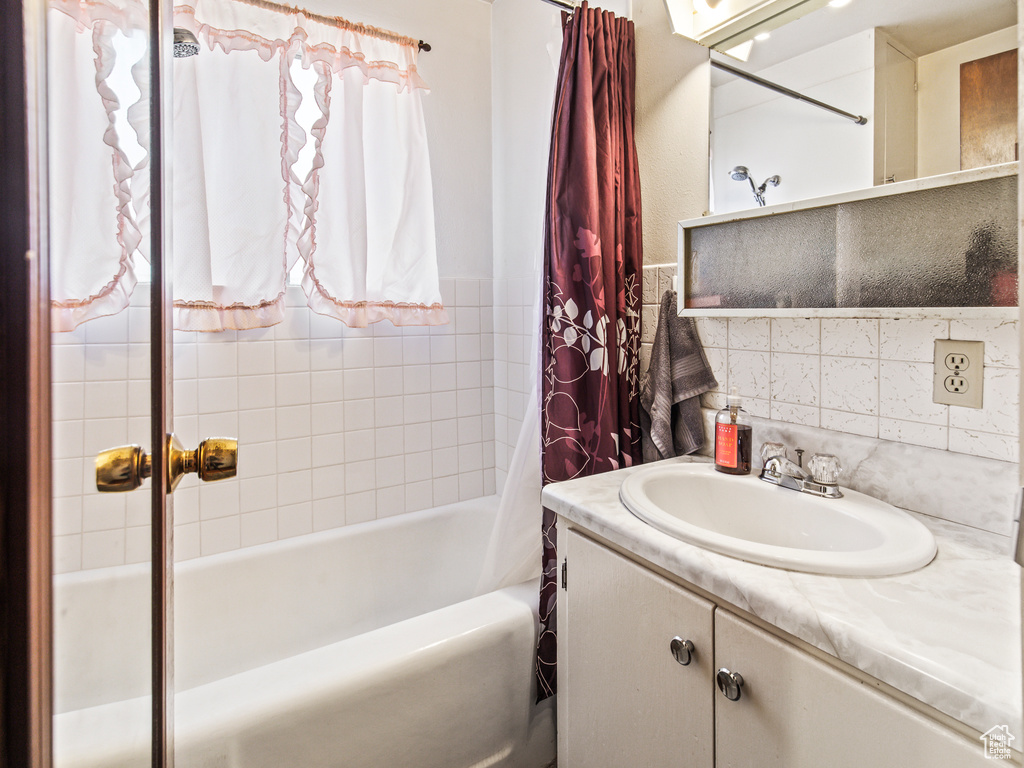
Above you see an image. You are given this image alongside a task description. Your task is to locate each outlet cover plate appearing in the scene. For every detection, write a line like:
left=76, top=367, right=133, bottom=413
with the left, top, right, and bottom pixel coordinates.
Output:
left=933, top=339, right=984, bottom=409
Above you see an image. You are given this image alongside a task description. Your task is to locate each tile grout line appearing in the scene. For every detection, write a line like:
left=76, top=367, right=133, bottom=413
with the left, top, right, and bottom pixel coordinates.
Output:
left=815, top=318, right=821, bottom=429
left=874, top=319, right=880, bottom=439
left=944, top=319, right=951, bottom=452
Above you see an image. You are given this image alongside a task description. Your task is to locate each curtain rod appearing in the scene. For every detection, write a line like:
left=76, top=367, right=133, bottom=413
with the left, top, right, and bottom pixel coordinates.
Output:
left=223, top=0, right=433, bottom=52
left=421, top=0, right=575, bottom=49
left=541, top=0, right=577, bottom=10
left=711, top=59, right=868, bottom=126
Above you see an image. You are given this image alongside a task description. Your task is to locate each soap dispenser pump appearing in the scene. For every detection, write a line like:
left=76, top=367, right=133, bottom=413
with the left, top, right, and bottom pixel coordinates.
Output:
left=715, top=387, right=752, bottom=475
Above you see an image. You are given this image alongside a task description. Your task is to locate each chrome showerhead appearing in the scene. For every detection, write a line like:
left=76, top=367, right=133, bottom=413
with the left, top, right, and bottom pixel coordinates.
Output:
left=729, top=166, right=781, bottom=207
left=174, top=28, right=200, bottom=58
left=733, top=166, right=778, bottom=205
left=730, top=166, right=750, bottom=181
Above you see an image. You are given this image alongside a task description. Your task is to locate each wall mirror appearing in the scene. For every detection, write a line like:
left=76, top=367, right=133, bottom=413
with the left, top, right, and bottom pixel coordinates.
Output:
left=701, top=0, right=1018, bottom=215
left=680, top=164, right=1018, bottom=316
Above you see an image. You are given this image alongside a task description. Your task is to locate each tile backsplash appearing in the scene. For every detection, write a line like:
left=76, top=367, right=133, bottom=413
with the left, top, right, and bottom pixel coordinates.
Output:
left=641, top=264, right=1019, bottom=464
left=52, top=281, right=496, bottom=573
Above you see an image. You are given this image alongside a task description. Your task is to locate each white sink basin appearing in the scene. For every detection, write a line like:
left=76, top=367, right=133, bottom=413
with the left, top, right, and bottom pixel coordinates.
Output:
left=619, top=463, right=936, bottom=576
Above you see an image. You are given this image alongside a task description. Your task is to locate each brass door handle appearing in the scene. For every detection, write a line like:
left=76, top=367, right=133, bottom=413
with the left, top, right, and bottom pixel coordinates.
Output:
left=96, top=434, right=237, bottom=493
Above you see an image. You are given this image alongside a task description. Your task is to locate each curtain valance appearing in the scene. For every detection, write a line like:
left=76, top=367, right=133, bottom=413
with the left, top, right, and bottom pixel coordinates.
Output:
left=49, top=0, right=447, bottom=331
left=174, top=0, right=428, bottom=90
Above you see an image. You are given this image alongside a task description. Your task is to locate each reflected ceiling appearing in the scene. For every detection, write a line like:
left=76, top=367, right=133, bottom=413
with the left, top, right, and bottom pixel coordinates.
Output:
left=717, top=0, right=1016, bottom=76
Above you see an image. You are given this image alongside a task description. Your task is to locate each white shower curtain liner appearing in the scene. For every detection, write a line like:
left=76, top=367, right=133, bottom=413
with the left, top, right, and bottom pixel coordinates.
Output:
left=475, top=381, right=543, bottom=596
left=476, top=281, right=544, bottom=597
left=49, top=0, right=448, bottom=331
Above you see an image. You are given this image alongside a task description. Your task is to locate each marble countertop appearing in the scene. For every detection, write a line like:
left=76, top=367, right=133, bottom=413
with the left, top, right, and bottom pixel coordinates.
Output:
left=542, top=455, right=1022, bottom=737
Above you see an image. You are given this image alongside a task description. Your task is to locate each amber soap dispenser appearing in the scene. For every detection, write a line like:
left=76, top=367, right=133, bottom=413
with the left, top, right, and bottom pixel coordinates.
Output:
left=715, top=387, right=752, bottom=475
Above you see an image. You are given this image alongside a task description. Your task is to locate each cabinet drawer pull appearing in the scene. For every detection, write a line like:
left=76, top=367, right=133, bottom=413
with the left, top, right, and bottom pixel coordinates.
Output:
left=669, top=636, right=695, bottom=666
left=716, top=668, right=744, bottom=701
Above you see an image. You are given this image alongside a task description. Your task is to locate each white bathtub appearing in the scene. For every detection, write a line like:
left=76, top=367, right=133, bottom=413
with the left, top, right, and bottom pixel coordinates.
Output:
left=54, top=497, right=555, bottom=768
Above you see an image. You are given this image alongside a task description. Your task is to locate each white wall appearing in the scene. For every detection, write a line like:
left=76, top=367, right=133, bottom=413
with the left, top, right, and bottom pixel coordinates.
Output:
left=917, top=26, right=1018, bottom=179
left=635, top=0, right=711, bottom=263
left=711, top=31, right=876, bottom=214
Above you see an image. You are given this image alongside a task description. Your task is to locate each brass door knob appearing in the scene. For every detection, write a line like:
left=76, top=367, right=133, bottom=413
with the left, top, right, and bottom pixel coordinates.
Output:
left=191, top=437, right=238, bottom=483
left=96, top=444, right=151, bottom=492
left=96, top=434, right=237, bottom=493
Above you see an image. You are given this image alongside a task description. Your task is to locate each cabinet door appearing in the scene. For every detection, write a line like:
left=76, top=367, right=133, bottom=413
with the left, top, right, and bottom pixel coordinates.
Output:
left=714, top=610, right=991, bottom=768
left=558, top=530, right=714, bottom=768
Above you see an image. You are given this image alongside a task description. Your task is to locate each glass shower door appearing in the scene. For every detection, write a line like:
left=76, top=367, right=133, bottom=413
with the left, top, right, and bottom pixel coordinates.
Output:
left=48, top=2, right=236, bottom=766
left=48, top=2, right=160, bottom=764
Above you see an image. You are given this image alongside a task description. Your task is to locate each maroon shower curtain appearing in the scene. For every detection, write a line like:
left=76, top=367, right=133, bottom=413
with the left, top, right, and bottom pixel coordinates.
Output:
left=536, top=2, right=642, bottom=701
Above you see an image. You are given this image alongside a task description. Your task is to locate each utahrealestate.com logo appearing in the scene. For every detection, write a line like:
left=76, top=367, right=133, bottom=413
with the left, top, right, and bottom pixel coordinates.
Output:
left=981, top=725, right=1016, bottom=760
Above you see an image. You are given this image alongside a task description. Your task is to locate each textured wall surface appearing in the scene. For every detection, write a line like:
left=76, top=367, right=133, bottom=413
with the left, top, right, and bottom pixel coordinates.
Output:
left=642, top=264, right=1019, bottom=464
left=635, top=0, right=711, bottom=263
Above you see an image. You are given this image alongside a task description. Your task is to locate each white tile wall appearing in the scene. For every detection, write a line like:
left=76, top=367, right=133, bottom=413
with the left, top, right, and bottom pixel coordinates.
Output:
left=52, top=281, right=495, bottom=573
left=492, top=277, right=536, bottom=493
left=640, top=264, right=1020, bottom=465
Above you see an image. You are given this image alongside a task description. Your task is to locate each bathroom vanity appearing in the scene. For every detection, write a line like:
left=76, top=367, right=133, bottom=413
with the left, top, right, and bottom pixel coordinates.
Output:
left=544, top=456, right=1022, bottom=768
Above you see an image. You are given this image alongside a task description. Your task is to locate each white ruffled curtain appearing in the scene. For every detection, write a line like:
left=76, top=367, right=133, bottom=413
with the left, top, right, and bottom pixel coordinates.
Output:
left=49, top=0, right=149, bottom=331
left=49, top=0, right=448, bottom=332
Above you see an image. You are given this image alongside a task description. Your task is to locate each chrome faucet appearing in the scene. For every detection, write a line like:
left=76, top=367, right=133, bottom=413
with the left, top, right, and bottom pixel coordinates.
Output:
left=758, top=442, right=843, bottom=499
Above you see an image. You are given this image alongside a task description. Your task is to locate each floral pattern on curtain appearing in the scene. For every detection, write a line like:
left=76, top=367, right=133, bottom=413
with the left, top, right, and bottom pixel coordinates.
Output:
left=537, top=2, right=642, bottom=702
left=48, top=0, right=447, bottom=332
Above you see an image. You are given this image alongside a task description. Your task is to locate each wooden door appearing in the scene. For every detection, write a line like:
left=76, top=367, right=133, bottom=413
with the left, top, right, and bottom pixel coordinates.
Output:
left=961, top=48, right=1018, bottom=170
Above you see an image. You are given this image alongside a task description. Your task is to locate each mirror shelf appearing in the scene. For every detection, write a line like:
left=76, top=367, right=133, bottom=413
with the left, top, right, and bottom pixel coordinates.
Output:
left=678, top=163, right=1018, bottom=319
left=674, top=306, right=1016, bottom=320
left=685, top=162, right=1015, bottom=228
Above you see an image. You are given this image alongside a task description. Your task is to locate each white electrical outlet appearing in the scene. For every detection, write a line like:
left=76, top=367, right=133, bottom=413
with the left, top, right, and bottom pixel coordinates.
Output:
left=933, top=339, right=984, bottom=409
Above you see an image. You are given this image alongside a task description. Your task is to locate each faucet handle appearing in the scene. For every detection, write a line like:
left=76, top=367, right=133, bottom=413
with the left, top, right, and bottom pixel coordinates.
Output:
left=808, top=454, right=842, bottom=486
left=760, top=442, right=787, bottom=464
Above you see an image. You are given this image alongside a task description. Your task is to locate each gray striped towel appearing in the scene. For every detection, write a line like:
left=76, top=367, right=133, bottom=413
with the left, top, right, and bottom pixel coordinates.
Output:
left=640, top=290, right=718, bottom=460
